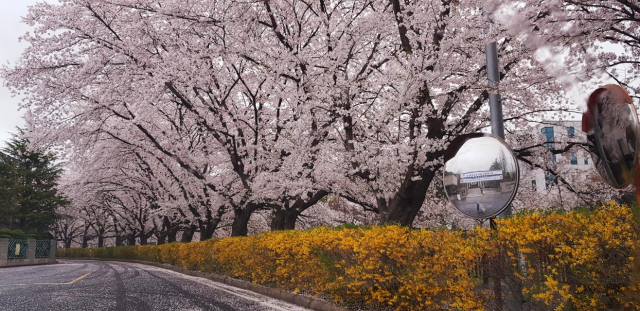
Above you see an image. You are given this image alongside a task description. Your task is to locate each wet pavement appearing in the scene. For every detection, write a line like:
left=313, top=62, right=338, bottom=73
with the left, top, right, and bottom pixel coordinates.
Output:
left=0, top=260, right=311, bottom=311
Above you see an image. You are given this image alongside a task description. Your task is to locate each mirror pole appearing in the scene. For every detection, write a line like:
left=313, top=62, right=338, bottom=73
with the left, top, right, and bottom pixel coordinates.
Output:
left=485, top=12, right=508, bottom=311
left=484, top=11, right=511, bottom=218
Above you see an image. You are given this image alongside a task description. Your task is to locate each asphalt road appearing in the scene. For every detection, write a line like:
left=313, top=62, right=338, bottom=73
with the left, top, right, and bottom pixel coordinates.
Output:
left=451, top=191, right=512, bottom=217
left=0, top=260, right=311, bottom=311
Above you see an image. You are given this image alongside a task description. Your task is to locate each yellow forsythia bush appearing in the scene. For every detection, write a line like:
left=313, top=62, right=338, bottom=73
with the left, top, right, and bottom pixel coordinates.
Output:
left=497, top=202, right=640, bottom=310
left=59, top=203, right=640, bottom=310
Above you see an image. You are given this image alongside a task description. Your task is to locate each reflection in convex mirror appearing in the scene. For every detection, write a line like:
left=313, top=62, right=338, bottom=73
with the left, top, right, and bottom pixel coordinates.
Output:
left=582, top=84, right=640, bottom=189
left=443, top=133, right=519, bottom=219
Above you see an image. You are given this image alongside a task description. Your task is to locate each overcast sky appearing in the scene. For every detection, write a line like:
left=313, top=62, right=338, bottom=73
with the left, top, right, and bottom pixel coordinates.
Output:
left=0, top=0, right=46, bottom=146
left=445, top=136, right=517, bottom=174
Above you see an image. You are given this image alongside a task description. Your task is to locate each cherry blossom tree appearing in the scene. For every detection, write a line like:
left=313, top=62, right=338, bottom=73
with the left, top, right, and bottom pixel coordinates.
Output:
left=3, top=0, right=338, bottom=235
left=298, top=0, right=578, bottom=225
left=488, top=0, right=640, bottom=208
left=4, top=0, right=624, bottom=233
left=494, top=0, right=640, bottom=96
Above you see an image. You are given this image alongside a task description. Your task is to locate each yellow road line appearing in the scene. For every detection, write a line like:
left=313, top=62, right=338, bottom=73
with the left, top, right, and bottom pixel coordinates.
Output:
left=0, top=273, right=92, bottom=288
left=67, top=273, right=91, bottom=284
left=13, top=273, right=93, bottom=286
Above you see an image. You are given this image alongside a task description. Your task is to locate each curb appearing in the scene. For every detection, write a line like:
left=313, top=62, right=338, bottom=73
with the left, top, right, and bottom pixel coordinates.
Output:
left=64, top=257, right=348, bottom=311
left=0, top=260, right=58, bottom=269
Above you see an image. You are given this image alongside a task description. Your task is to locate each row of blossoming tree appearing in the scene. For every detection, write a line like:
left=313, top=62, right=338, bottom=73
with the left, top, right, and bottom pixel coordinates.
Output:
left=2, top=0, right=638, bottom=245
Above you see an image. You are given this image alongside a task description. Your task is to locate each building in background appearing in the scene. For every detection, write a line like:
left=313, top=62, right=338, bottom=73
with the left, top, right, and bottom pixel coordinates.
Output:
left=520, top=121, right=594, bottom=193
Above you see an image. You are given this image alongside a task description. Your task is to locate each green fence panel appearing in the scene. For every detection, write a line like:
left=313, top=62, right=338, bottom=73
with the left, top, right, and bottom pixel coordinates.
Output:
left=8, top=239, right=28, bottom=259
left=35, top=240, right=52, bottom=258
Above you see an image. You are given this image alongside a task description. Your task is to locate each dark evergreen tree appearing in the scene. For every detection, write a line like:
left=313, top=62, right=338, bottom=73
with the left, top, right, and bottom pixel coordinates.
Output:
left=0, top=136, right=66, bottom=233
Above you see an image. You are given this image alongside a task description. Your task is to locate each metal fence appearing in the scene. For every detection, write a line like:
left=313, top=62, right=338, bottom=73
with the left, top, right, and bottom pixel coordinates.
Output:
left=7, top=239, right=28, bottom=259
left=35, top=240, right=52, bottom=258
left=3, top=239, right=56, bottom=261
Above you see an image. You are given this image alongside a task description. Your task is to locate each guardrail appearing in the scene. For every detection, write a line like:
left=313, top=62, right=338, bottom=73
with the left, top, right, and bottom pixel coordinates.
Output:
left=0, top=238, right=57, bottom=267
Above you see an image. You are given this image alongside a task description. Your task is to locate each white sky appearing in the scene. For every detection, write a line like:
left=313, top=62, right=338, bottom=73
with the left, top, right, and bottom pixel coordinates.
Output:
left=445, top=136, right=516, bottom=174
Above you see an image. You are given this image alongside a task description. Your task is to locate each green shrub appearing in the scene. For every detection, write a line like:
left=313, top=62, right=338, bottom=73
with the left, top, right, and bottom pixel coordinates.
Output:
left=0, top=228, right=54, bottom=240
left=10, top=230, right=27, bottom=240
left=40, top=232, right=54, bottom=239
left=332, top=223, right=371, bottom=230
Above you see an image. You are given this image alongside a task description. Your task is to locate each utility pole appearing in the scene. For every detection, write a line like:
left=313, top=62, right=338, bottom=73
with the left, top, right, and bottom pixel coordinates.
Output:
left=484, top=11, right=508, bottom=311
left=484, top=11, right=511, bottom=218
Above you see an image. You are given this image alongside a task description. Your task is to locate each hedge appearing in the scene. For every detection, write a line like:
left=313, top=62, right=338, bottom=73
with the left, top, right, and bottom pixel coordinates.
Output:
left=0, top=228, right=52, bottom=240
left=59, top=203, right=640, bottom=310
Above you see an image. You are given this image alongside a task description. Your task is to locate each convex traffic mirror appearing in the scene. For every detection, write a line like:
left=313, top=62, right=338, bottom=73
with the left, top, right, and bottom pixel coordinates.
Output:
left=443, top=133, right=519, bottom=219
left=583, top=84, right=640, bottom=189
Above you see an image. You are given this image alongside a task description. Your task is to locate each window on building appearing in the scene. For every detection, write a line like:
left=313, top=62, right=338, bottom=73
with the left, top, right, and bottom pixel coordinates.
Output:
left=541, top=127, right=554, bottom=149
left=545, top=174, right=557, bottom=189
left=568, top=127, right=575, bottom=137
left=552, top=154, right=556, bottom=163
left=541, top=127, right=554, bottom=141
left=571, top=152, right=577, bottom=165
left=532, top=180, right=537, bottom=190
left=584, top=152, right=589, bottom=165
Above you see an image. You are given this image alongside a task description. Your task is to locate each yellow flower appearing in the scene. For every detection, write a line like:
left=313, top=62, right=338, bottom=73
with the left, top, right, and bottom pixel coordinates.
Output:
left=57, top=203, right=640, bottom=311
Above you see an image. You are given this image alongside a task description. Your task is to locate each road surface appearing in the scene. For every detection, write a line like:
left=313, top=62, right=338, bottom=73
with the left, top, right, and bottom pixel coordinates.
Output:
left=451, top=191, right=512, bottom=217
left=0, top=260, right=312, bottom=311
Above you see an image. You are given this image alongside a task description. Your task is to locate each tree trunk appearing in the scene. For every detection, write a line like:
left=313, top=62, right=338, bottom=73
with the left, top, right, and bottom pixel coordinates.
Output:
left=199, top=218, right=221, bottom=241
left=127, top=233, right=136, bottom=246
left=155, top=233, right=166, bottom=245
left=81, top=224, right=91, bottom=248
left=64, top=239, right=72, bottom=248
left=270, top=191, right=327, bottom=231
left=379, top=169, right=437, bottom=226
left=198, top=207, right=224, bottom=241
left=81, top=231, right=90, bottom=248
left=270, top=209, right=299, bottom=231
left=97, top=234, right=104, bottom=248
left=283, top=212, right=298, bottom=230
left=154, top=225, right=167, bottom=245
left=153, top=221, right=166, bottom=245
left=168, top=229, right=177, bottom=243
left=139, top=231, right=148, bottom=245
left=167, top=224, right=178, bottom=243
left=270, top=210, right=285, bottom=231
left=113, top=219, right=126, bottom=246
left=181, top=225, right=196, bottom=243
left=231, top=203, right=260, bottom=237
left=138, top=226, right=154, bottom=245
left=162, top=216, right=178, bottom=243
left=115, top=235, right=125, bottom=246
